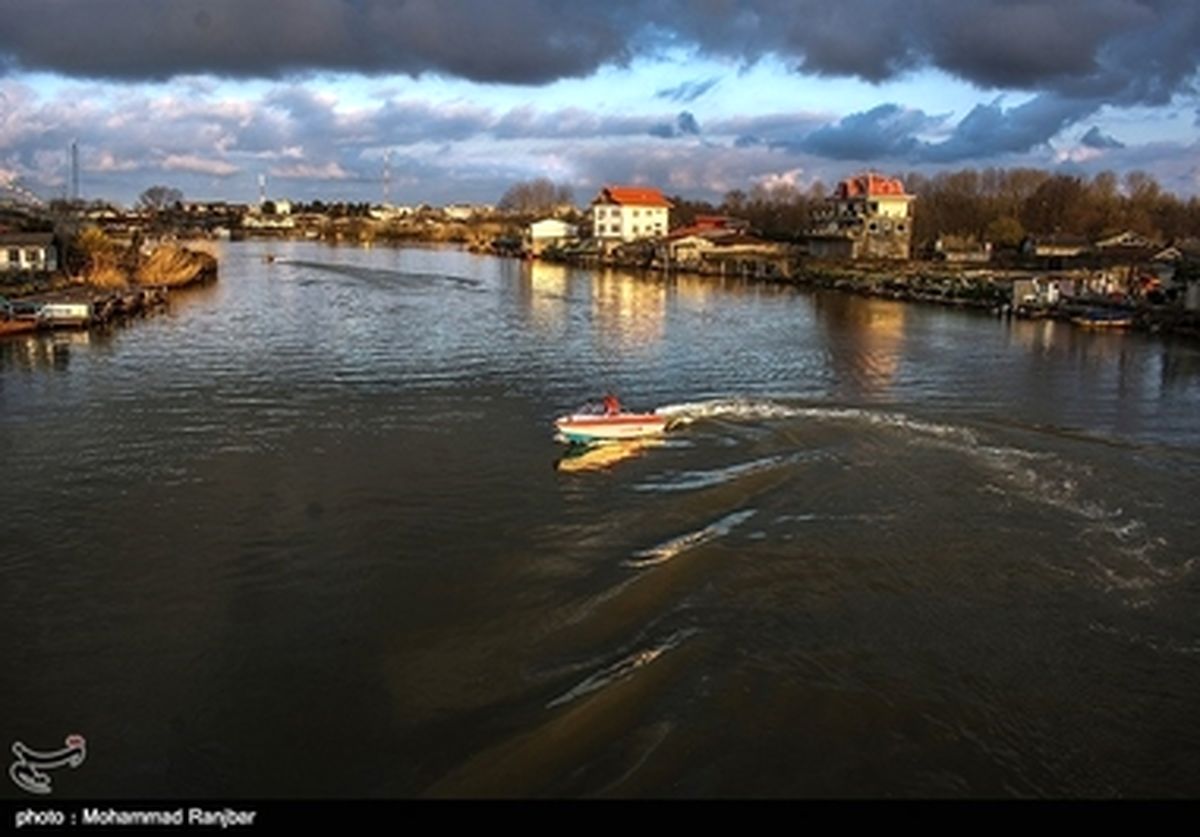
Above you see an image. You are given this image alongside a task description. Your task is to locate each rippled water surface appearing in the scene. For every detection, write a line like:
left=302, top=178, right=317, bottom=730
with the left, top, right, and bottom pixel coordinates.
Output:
left=3, top=241, right=1200, bottom=797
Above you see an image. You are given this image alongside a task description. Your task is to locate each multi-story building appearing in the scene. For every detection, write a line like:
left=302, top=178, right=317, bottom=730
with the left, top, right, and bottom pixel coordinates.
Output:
left=590, top=185, right=671, bottom=244
left=808, top=173, right=914, bottom=260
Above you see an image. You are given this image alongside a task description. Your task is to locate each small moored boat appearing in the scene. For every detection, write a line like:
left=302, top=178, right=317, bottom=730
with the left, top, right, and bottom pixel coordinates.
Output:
left=1072, top=309, right=1133, bottom=329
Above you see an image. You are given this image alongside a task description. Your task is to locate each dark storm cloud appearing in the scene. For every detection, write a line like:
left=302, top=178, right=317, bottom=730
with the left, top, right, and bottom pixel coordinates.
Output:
left=0, top=0, right=631, bottom=84
left=649, top=111, right=702, bottom=139
left=709, top=112, right=828, bottom=150
left=666, top=1, right=1199, bottom=107
left=797, top=105, right=932, bottom=160
left=655, top=77, right=720, bottom=103
left=792, top=95, right=1121, bottom=164
left=3, top=1, right=1197, bottom=112
left=918, top=94, right=1093, bottom=162
left=1080, top=125, right=1126, bottom=149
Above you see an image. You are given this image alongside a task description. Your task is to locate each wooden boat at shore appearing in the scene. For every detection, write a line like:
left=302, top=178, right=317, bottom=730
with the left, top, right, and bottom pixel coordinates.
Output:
left=0, top=317, right=38, bottom=336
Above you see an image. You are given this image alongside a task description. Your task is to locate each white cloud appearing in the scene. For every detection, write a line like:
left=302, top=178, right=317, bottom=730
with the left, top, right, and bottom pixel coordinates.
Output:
left=269, top=161, right=352, bottom=180
left=161, top=154, right=239, bottom=177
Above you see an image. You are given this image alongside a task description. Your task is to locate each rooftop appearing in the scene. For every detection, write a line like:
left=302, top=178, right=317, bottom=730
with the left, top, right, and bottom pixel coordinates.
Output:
left=0, top=231, right=55, bottom=245
left=835, top=173, right=911, bottom=199
left=593, top=185, right=673, bottom=208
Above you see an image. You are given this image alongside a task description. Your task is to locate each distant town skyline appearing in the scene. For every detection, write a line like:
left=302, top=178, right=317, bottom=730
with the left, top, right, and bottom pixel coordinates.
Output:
left=1, top=0, right=1198, bottom=206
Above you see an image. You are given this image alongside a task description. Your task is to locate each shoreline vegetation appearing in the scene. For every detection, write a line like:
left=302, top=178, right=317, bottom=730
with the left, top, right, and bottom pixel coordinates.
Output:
left=1, top=233, right=217, bottom=336
left=4, top=161, right=1200, bottom=341
left=6, top=227, right=1200, bottom=342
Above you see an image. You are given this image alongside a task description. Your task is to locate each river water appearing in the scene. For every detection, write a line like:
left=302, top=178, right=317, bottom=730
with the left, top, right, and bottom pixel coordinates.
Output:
left=3, top=241, right=1199, bottom=798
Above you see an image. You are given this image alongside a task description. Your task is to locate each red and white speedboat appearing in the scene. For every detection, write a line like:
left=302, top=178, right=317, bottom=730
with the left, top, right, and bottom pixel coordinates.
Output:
left=554, top=408, right=668, bottom=444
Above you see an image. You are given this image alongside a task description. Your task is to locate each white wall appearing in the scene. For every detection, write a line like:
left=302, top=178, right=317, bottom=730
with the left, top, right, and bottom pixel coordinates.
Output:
left=592, top=204, right=669, bottom=241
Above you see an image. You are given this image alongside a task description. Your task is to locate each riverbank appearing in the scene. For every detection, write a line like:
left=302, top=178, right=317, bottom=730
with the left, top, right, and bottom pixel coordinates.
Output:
left=536, top=246, right=1200, bottom=341
left=1, top=243, right=217, bottom=336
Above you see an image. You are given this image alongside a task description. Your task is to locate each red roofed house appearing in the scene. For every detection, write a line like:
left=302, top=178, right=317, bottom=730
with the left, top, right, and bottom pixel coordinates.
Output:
left=808, top=172, right=915, bottom=260
left=591, top=185, right=672, bottom=244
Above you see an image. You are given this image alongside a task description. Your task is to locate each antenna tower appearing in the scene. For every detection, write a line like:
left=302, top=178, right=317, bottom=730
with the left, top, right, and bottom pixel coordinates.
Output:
left=70, top=139, right=80, bottom=202
left=383, top=149, right=392, bottom=206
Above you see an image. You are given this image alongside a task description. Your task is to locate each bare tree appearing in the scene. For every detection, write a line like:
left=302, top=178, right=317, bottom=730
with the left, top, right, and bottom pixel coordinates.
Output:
left=498, top=178, right=574, bottom=216
left=138, top=185, right=183, bottom=212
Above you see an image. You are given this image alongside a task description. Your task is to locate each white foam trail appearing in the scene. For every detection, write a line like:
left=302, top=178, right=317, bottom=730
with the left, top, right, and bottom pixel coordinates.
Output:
left=1089, top=621, right=1200, bottom=656
left=546, top=629, right=696, bottom=709
left=626, top=509, right=757, bottom=568
left=654, top=398, right=1190, bottom=602
left=633, top=454, right=804, bottom=493
left=655, top=397, right=978, bottom=445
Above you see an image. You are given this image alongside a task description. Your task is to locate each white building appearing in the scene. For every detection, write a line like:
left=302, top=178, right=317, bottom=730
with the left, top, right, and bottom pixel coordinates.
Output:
left=808, top=173, right=915, bottom=260
left=0, top=233, right=57, bottom=272
left=590, top=185, right=671, bottom=243
left=527, top=218, right=578, bottom=255
left=443, top=203, right=493, bottom=221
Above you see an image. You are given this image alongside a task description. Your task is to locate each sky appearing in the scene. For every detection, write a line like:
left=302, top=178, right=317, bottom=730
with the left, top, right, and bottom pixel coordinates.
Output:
left=0, top=0, right=1198, bottom=207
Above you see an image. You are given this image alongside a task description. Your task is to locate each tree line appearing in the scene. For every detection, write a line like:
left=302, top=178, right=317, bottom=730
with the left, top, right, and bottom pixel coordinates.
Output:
left=667, top=168, right=1200, bottom=247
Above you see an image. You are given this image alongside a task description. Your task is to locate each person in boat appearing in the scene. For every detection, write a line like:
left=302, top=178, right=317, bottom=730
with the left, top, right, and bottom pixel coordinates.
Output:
left=602, top=393, right=621, bottom=415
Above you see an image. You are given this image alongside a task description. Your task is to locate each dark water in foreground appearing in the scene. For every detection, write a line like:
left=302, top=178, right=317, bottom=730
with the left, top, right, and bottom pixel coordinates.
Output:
left=3, top=241, right=1199, bottom=798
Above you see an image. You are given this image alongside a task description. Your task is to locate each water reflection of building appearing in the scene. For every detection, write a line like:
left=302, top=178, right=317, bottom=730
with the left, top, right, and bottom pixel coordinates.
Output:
left=590, top=269, right=666, bottom=351
left=1005, top=317, right=1065, bottom=356
left=0, top=330, right=98, bottom=372
left=812, top=293, right=907, bottom=394
left=525, top=260, right=571, bottom=333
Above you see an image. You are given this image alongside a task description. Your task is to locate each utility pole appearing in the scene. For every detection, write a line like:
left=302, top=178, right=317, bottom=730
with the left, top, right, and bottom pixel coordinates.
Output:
left=383, top=149, right=392, bottom=207
left=70, top=139, right=80, bottom=203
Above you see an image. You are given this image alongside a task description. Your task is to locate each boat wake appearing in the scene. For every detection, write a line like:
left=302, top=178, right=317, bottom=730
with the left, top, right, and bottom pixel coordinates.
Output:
left=546, top=628, right=697, bottom=709
left=626, top=509, right=757, bottom=568
left=651, top=397, right=1193, bottom=603
left=655, top=396, right=978, bottom=445
left=633, top=453, right=811, bottom=493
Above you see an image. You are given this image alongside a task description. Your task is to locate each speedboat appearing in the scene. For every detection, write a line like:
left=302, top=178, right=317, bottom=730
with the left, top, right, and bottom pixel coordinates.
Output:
left=554, top=407, right=668, bottom=444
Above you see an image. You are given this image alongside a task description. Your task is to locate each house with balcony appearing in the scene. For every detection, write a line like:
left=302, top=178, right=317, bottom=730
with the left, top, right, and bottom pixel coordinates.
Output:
left=807, top=173, right=914, bottom=260
left=590, top=185, right=672, bottom=245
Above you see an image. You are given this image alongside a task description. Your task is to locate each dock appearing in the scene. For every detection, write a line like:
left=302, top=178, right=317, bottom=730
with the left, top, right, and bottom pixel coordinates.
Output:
left=1, top=286, right=170, bottom=336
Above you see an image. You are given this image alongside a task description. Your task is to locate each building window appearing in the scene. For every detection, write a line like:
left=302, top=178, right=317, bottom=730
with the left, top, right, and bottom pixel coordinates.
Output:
left=7, top=248, right=18, bottom=264
left=868, top=222, right=878, bottom=232
left=897, top=224, right=906, bottom=233
left=633, top=209, right=640, bottom=217
left=27, top=249, right=42, bottom=262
